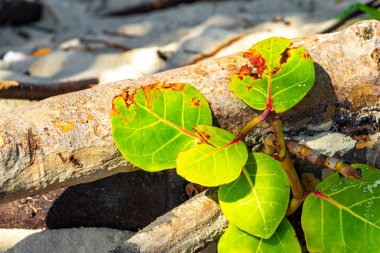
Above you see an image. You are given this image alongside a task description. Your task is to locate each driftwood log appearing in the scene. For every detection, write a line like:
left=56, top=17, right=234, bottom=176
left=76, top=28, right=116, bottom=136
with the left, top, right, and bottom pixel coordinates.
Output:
left=0, top=20, right=379, bottom=205
left=113, top=189, right=226, bottom=253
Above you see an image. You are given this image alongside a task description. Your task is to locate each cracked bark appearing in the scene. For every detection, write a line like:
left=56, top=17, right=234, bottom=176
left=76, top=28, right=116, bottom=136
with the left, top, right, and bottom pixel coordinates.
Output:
left=0, top=20, right=379, bottom=205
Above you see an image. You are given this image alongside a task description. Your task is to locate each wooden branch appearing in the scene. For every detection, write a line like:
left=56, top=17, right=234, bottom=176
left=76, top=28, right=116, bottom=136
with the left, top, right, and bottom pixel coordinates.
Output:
left=0, top=20, right=379, bottom=204
left=100, top=0, right=200, bottom=16
left=112, top=189, right=227, bottom=253
left=79, top=37, right=131, bottom=51
left=0, top=77, right=98, bottom=100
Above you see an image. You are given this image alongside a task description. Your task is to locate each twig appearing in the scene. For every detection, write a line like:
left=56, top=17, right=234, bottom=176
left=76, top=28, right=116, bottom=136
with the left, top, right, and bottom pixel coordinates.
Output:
left=188, top=35, right=245, bottom=65
left=42, top=2, right=60, bottom=24
left=29, top=24, right=55, bottom=34
left=102, top=30, right=136, bottom=38
left=79, top=37, right=131, bottom=51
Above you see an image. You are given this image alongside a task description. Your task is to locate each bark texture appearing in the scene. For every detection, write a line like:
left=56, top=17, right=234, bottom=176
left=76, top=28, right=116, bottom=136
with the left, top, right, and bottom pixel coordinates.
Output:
left=0, top=20, right=379, bottom=204
left=112, top=189, right=227, bottom=253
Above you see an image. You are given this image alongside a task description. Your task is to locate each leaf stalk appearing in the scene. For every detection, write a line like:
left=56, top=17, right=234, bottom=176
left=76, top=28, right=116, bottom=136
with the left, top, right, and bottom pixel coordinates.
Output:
left=239, top=108, right=271, bottom=135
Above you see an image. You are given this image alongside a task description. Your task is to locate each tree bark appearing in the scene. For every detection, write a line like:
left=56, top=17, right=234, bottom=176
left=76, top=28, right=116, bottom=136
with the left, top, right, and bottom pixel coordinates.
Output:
left=112, top=189, right=227, bottom=253
left=0, top=20, right=379, bottom=204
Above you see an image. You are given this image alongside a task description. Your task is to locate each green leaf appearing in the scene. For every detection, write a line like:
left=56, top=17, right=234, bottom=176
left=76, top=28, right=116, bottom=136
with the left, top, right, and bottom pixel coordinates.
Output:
left=218, top=219, right=301, bottom=253
left=338, top=3, right=380, bottom=21
left=351, top=163, right=378, bottom=170
left=176, top=125, right=247, bottom=187
left=219, top=152, right=290, bottom=238
left=111, top=83, right=212, bottom=172
left=230, top=37, right=315, bottom=113
left=302, top=165, right=380, bottom=253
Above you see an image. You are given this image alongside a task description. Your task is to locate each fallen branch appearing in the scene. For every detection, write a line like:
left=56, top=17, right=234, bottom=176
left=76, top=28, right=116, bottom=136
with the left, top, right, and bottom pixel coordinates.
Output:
left=113, top=189, right=227, bottom=253
left=100, top=0, right=200, bottom=16
left=0, top=77, right=98, bottom=100
left=0, top=20, right=379, bottom=204
left=79, top=37, right=131, bottom=51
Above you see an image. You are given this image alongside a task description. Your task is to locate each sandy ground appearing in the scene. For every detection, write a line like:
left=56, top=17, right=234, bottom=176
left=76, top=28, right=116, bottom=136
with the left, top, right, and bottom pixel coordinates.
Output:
left=0, top=0, right=365, bottom=86
left=0, top=228, right=133, bottom=253
left=0, top=0, right=369, bottom=252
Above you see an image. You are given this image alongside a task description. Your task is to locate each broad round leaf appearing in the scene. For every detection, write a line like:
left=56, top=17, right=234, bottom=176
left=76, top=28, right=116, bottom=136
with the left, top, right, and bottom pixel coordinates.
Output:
left=111, top=83, right=212, bottom=172
left=219, top=152, right=290, bottom=238
left=302, top=165, right=380, bottom=253
left=176, top=125, right=247, bottom=186
left=218, top=219, right=301, bottom=253
left=230, top=37, right=315, bottom=113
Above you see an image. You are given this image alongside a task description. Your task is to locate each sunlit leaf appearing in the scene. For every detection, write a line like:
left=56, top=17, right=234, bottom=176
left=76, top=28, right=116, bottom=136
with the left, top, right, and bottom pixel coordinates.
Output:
left=176, top=125, right=247, bottom=186
left=218, top=219, right=301, bottom=253
left=219, top=152, right=290, bottom=238
left=230, top=37, right=315, bottom=113
left=302, top=165, right=380, bottom=253
left=111, top=83, right=212, bottom=171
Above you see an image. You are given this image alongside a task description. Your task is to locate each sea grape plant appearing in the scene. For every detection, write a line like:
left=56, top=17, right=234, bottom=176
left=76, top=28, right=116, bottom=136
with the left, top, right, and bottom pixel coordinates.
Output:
left=338, top=2, right=380, bottom=21
left=111, top=37, right=380, bottom=252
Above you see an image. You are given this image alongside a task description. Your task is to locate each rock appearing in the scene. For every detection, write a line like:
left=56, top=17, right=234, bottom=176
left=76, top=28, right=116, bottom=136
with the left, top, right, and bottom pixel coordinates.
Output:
left=0, top=227, right=134, bottom=253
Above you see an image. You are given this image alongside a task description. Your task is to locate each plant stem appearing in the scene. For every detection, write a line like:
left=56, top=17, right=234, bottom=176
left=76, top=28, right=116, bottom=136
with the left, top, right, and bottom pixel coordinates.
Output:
left=286, top=140, right=362, bottom=179
left=281, top=153, right=304, bottom=215
left=262, top=134, right=304, bottom=215
left=270, top=115, right=286, bottom=160
left=286, top=198, right=303, bottom=216
left=279, top=154, right=303, bottom=200
left=268, top=116, right=305, bottom=215
left=239, top=108, right=271, bottom=135
left=286, top=193, right=309, bottom=216
left=261, top=134, right=276, bottom=156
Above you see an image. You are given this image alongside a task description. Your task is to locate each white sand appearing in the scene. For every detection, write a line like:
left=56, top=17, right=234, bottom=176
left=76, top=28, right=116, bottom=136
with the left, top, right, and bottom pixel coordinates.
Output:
left=0, top=228, right=133, bottom=253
